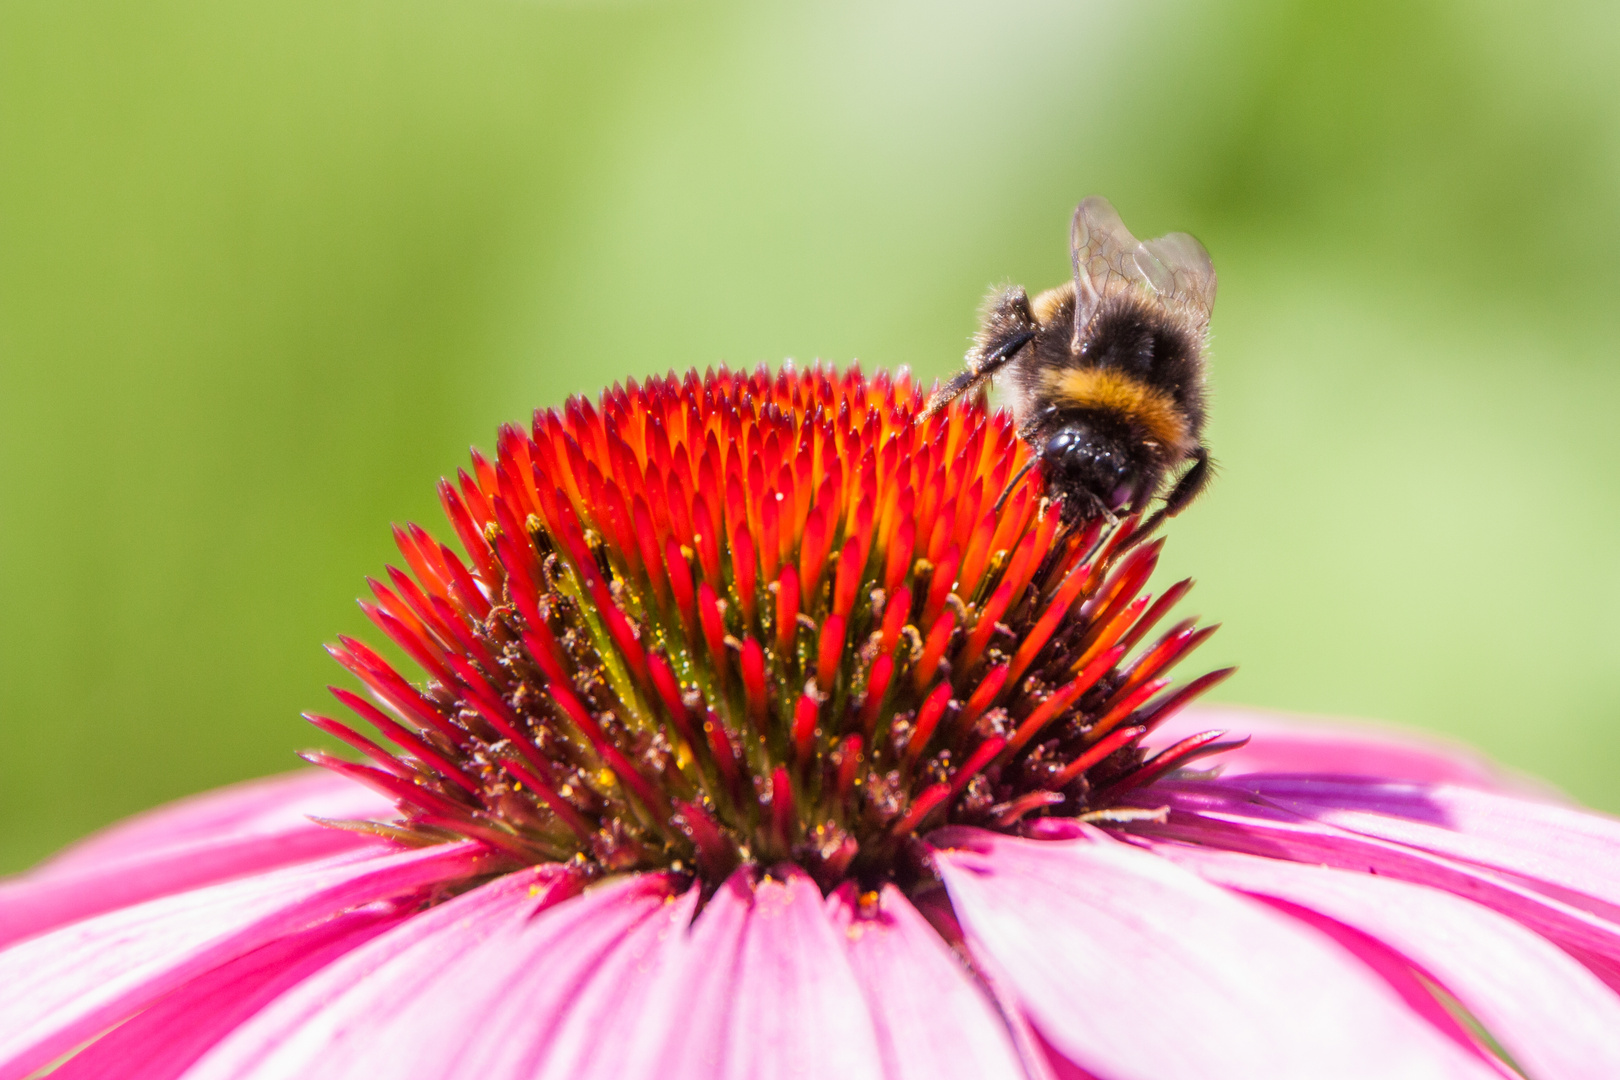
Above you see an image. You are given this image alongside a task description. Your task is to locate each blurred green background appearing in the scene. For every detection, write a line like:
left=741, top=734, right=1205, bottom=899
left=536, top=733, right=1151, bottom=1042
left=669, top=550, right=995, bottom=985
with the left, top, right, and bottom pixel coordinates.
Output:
left=4, top=0, right=1618, bottom=872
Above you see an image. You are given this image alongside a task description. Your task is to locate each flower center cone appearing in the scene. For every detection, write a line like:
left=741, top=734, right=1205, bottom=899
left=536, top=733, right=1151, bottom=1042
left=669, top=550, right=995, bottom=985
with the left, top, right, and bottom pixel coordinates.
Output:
left=308, top=363, right=1234, bottom=894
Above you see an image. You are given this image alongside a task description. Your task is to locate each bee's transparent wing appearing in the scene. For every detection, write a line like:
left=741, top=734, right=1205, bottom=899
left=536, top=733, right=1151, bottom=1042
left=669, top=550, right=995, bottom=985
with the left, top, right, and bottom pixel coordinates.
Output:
left=1072, top=196, right=1217, bottom=337
left=1070, top=197, right=1145, bottom=332
left=1139, top=231, right=1217, bottom=327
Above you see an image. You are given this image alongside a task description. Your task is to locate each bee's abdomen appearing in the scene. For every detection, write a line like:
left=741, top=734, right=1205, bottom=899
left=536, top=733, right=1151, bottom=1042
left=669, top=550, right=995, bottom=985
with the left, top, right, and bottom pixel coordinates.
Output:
left=1039, top=367, right=1193, bottom=455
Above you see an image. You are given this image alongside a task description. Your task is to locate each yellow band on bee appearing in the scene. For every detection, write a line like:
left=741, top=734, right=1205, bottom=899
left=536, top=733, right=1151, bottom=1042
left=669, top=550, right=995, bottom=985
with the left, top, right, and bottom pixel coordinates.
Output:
left=1040, top=367, right=1191, bottom=452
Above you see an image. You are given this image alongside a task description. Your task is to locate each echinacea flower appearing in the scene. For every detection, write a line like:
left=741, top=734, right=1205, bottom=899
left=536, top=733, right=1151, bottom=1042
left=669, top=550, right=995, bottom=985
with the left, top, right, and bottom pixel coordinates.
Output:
left=4, top=364, right=1619, bottom=1079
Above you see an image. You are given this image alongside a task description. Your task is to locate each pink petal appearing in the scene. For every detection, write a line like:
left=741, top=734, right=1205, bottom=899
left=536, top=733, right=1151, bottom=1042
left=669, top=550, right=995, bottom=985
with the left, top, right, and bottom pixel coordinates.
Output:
left=1223, top=776, right=1620, bottom=916
left=402, top=874, right=691, bottom=1080
left=50, top=907, right=402, bottom=1080
left=191, top=866, right=886, bottom=1080
left=906, top=887, right=1065, bottom=1080
left=931, top=826, right=1502, bottom=1080
left=1, top=771, right=395, bottom=948
left=1262, top=902, right=1520, bottom=1077
left=519, top=885, right=703, bottom=1080
left=828, top=883, right=1028, bottom=1080
left=37, top=769, right=391, bottom=874
left=1150, top=705, right=1518, bottom=790
left=620, top=866, right=887, bottom=1080
left=183, top=865, right=657, bottom=1080
left=721, top=868, right=887, bottom=1079
left=1134, top=784, right=1620, bottom=991
left=0, top=841, right=491, bottom=1080
left=615, top=870, right=754, bottom=1078
left=1156, top=843, right=1620, bottom=1080
left=1030, top=1030, right=1104, bottom=1080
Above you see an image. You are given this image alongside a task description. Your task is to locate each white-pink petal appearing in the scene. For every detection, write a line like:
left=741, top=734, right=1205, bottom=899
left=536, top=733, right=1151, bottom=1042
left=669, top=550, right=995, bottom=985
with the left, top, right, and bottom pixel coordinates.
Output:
left=621, top=866, right=887, bottom=1080
left=184, top=866, right=664, bottom=1080
left=38, top=769, right=391, bottom=874
left=617, top=870, right=755, bottom=1078
left=521, top=885, right=703, bottom=1079
left=0, top=842, right=490, bottom=1080
left=830, top=883, right=1029, bottom=1080
left=1, top=771, right=394, bottom=948
left=931, top=826, right=1502, bottom=1080
left=1140, top=783, right=1620, bottom=989
left=1231, top=776, right=1620, bottom=916
left=49, top=907, right=400, bottom=1080
left=414, top=873, right=691, bottom=1080
left=1158, top=843, right=1620, bottom=1080
left=234, top=866, right=892, bottom=1080
left=1152, top=705, right=1515, bottom=789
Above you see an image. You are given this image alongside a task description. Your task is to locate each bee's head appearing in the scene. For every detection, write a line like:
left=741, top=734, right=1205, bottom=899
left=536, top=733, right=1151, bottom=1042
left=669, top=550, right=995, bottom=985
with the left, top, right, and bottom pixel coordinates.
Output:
left=1041, top=418, right=1141, bottom=516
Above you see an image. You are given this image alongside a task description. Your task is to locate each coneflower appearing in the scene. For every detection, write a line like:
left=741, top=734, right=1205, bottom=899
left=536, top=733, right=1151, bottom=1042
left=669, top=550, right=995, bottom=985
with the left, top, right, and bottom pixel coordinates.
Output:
left=2, top=365, right=1618, bottom=1080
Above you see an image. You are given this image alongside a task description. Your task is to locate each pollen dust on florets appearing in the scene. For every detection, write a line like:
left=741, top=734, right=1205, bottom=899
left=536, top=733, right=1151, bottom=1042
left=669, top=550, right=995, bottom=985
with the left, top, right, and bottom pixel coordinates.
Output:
left=306, top=364, right=1235, bottom=894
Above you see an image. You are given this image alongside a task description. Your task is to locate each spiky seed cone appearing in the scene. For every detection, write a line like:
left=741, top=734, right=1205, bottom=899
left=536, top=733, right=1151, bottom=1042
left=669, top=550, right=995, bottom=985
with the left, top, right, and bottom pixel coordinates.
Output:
left=307, top=364, right=1233, bottom=891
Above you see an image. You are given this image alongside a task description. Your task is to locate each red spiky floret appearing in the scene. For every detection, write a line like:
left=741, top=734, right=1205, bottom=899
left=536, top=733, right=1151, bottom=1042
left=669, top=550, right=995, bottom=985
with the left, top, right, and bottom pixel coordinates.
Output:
left=306, top=363, right=1236, bottom=891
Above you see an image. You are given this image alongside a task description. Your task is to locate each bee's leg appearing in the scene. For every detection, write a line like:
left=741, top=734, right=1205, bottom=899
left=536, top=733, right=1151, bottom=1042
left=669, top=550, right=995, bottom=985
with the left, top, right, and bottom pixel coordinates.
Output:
left=921, top=329, right=1035, bottom=418
left=921, top=287, right=1036, bottom=418
left=1161, top=446, right=1213, bottom=517
left=924, top=368, right=993, bottom=419
left=993, top=455, right=1040, bottom=513
left=1134, top=446, right=1212, bottom=540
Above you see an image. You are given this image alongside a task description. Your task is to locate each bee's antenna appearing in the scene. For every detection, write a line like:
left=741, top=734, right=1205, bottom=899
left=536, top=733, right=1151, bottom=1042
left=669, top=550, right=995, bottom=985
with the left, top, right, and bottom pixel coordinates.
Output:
left=994, top=457, right=1040, bottom=513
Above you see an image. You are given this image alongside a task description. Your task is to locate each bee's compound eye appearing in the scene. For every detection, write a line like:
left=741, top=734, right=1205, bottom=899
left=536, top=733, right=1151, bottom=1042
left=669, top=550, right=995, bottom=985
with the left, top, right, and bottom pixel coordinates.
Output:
left=1041, top=428, right=1083, bottom=464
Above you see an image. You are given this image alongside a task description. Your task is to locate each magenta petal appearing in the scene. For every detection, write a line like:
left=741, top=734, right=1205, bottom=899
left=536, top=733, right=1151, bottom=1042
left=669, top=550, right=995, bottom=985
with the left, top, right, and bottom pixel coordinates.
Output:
left=392, top=873, right=686, bottom=1080
left=1225, top=776, right=1620, bottom=915
left=37, top=769, right=391, bottom=874
left=829, top=883, right=1028, bottom=1080
left=906, top=886, right=1067, bottom=1080
left=0, top=842, right=491, bottom=1080
left=515, top=885, right=703, bottom=1080
left=620, top=866, right=887, bottom=1080
left=50, top=907, right=402, bottom=1080
left=1, top=771, right=395, bottom=948
left=615, top=869, right=754, bottom=1078
left=1259, top=901, right=1513, bottom=1071
left=1140, top=783, right=1620, bottom=986
left=931, top=827, right=1501, bottom=1080
left=250, top=868, right=885, bottom=1080
left=720, top=869, right=886, bottom=1079
left=1150, top=705, right=1515, bottom=789
left=184, top=867, right=675, bottom=1080
left=1159, top=844, right=1620, bottom=1080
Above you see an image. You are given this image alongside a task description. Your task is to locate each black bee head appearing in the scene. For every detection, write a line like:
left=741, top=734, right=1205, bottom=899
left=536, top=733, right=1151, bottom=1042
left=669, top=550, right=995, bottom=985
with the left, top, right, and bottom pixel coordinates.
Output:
left=1041, top=420, right=1140, bottom=515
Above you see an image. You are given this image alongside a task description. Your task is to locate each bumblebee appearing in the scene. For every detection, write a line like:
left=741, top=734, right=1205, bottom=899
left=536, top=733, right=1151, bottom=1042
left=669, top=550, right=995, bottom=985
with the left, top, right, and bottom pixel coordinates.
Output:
left=926, top=196, right=1216, bottom=530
